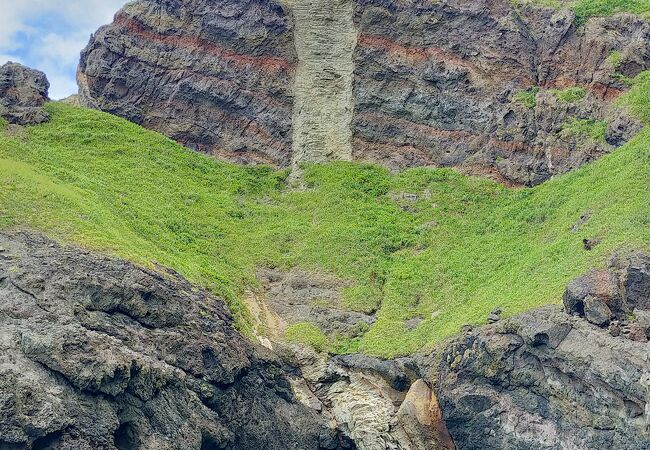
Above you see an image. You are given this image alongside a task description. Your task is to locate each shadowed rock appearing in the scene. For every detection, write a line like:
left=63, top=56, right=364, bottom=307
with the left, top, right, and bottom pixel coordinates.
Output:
left=0, top=232, right=348, bottom=450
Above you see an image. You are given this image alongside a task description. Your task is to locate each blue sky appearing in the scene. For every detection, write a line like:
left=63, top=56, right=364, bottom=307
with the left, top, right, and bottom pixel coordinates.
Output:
left=0, top=0, right=127, bottom=99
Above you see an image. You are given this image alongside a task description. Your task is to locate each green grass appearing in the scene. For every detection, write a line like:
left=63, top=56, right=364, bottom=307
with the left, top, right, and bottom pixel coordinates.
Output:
left=513, top=0, right=650, bottom=23
left=551, top=87, right=587, bottom=103
left=1, top=95, right=649, bottom=357
left=286, top=323, right=330, bottom=352
left=514, top=87, right=540, bottom=109
left=562, top=118, right=608, bottom=142
left=618, top=71, right=650, bottom=123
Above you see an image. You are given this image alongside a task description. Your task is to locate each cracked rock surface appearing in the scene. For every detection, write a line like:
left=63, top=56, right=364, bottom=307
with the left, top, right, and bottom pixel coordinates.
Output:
left=431, top=305, right=650, bottom=450
left=0, top=232, right=347, bottom=450
left=79, top=0, right=650, bottom=185
left=0, top=62, right=49, bottom=125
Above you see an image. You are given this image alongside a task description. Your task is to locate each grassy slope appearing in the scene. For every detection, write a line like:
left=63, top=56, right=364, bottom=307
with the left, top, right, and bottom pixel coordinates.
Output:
left=515, top=0, right=650, bottom=22
left=1, top=79, right=648, bottom=357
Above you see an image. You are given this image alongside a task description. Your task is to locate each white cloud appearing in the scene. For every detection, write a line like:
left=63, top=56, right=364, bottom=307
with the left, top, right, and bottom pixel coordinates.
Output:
left=0, top=0, right=127, bottom=98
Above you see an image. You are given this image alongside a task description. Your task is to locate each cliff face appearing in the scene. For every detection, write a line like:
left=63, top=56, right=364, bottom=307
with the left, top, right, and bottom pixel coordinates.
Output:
left=0, top=232, right=347, bottom=450
left=78, top=0, right=296, bottom=166
left=79, top=0, right=650, bottom=185
left=350, top=0, right=648, bottom=185
left=431, top=306, right=650, bottom=450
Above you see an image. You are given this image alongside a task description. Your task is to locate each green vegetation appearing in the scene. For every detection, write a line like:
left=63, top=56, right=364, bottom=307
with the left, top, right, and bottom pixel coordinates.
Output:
left=514, top=87, right=540, bottom=109
left=551, top=87, right=587, bottom=103
left=618, top=70, right=650, bottom=123
left=286, top=323, right=330, bottom=351
left=1, top=96, right=649, bottom=357
left=573, top=0, right=650, bottom=23
left=608, top=51, right=623, bottom=70
left=562, top=118, right=608, bottom=142
left=513, top=0, right=650, bottom=23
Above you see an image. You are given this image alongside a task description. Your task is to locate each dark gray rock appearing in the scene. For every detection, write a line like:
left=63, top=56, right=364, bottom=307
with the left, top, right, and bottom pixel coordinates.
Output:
left=584, top=294, right=612, bottom=326
left=431, top=306, right=650, bottom=450
left=0, top=232, right=348, bottom=450
left=563, top=268, right=619, bottom=319
left=78, top=0, right=296, bottom=166
left=616, top=253, right=650, bottom=311
left=0, top=62, right=49, bottom=125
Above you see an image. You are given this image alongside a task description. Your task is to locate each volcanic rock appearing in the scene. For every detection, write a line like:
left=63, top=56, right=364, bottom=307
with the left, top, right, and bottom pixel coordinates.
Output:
left=431, top=305, right=650, bottom=449
left=0, top=232, right=347, bottom=450
left=79, top=0, right=650, bottom=185
left=0, top=62, right=49, bottom=125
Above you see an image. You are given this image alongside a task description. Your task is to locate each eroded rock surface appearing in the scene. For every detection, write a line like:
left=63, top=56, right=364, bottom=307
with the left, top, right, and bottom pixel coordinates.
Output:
left=278, top=344, right=454, bottom=450
left=78, top=0, right=296, bottom=165
left=564, top=252, right=650, bottom=335
left=256, top=268, right=375, bottom=337
left=0, top=62, right=49, bottom=125
left=430, top=305, right=650, bottom=450
left=79, top=0, right=650, bottom=185
left=0, top=232, right=347, bottom=450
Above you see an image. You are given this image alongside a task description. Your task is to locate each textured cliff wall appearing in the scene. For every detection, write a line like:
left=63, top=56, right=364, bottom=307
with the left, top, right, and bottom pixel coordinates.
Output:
left=79, top=0, right=296, bottom=166
left=78, top=0, right=650, bottom=184
left=350, top=0, right=649, bottom=184
left=0, top=232, right=348, bottom=450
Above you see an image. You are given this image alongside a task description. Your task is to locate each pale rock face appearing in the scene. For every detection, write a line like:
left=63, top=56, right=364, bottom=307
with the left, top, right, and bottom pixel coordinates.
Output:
left=291, top=0, right=357, bottom=169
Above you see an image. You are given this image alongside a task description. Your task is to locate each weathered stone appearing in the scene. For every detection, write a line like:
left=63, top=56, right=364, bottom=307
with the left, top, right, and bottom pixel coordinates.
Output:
left=563, top=269, right=618, bottom=317
left=0, top=232, right=347, bottom=450
left=0, top=62, right=49, bottom=125
left=564, top=253, right=650, bottom=324
left=255, top=268, right=376, bottom=337
left=617, top=253, right=650, bottom=311
left=432, top=306, right=650, bottom=449
left=395, top=380, right=456, bottom=450
left=584, top=295, right=612, bottom=327
left=78, top=0, right=650, bottom=185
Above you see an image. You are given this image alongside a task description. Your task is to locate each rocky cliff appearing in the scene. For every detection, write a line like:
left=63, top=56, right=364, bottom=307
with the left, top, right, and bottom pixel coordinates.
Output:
left=2, top=234, right=650, bottom=450
left=79, top=0, right=650, bottom=185
left=0, top=232, right=347, bottom=450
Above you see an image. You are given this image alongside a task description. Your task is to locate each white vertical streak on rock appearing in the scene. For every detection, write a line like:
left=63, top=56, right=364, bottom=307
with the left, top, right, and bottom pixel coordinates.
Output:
left=291, top=0, right=357, bottom=170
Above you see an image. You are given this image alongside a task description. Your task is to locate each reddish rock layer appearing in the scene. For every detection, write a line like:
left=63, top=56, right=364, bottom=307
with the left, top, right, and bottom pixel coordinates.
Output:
left=79, top=0, right=650, bottom=185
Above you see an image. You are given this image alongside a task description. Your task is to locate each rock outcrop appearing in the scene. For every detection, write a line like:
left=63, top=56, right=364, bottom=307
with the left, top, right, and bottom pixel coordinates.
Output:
left=79, top=0, right=650, bottom=185
left=430, top=285, right=650, bottom=450
left=0, top=62, right=49, bottom=125
left=0, top=232, right=347, bottom=450
left=278, top=344, right=455, bottom=450
left=564, top=252, right=650, bottom=337
left=270, top=254, right=650, bottom=450
left=78, top=0, right=296, bottom=166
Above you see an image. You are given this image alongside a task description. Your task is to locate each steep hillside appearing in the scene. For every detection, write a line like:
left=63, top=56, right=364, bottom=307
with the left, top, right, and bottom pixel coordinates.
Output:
left=78, top=0, right=650, bottom=185
left=1, top=76, right=648, bottom=356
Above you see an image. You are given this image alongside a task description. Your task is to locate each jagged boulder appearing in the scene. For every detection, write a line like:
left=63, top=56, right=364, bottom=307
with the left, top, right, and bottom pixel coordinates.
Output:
left=78, top=0, right=650, bottom=185
left=564, top=252, right=650, bottom=328
left=0, top=62, right=49, bottom=125
left=0, top=232, right=347, bottom=450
